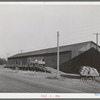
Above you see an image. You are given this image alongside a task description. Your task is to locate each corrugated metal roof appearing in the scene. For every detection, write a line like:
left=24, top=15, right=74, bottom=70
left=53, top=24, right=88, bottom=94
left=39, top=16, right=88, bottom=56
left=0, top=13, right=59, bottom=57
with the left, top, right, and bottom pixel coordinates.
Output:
left=8, top=41, right=96, bottom=59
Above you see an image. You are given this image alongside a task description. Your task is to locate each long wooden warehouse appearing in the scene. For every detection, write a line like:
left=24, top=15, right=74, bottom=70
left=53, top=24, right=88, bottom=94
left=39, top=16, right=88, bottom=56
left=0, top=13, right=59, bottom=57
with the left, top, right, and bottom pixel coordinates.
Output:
left=8, top=41, right=100, bottom=73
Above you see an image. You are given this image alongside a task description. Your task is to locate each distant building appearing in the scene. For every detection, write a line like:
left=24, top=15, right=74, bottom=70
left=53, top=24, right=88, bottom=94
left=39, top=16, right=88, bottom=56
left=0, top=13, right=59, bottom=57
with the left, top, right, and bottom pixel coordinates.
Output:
left=8, top=41, right=100, bottom=73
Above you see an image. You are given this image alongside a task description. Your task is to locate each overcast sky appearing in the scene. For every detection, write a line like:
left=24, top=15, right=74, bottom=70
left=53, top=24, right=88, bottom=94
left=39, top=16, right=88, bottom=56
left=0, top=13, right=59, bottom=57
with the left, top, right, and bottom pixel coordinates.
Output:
left=0, top=4, right=100, bottom=58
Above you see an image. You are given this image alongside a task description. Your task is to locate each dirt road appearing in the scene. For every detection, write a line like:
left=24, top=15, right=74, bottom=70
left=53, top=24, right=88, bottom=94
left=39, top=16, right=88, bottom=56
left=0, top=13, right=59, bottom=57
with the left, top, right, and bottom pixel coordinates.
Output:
left=0, top=66, right=100, bottom=93
left=0, top=67, right=81, bottom=93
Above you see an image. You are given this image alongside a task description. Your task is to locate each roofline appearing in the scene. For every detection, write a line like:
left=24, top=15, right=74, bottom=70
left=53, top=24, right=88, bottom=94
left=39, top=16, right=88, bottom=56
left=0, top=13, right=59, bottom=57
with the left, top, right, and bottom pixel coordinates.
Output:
left=8, top=50, right=71, bottom=59
left=91, top=41, right=100, bottom=48
left=8, top=41, right=99, bottom=59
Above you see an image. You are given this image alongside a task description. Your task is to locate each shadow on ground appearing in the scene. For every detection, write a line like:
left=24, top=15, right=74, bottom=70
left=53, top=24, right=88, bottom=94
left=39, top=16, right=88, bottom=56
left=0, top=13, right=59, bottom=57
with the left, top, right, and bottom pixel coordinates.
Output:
left=61, top=74, right=81, bottom=79
left=46, top=76, right=61, bottom=80
left=46, top=74, right=81, bottom=80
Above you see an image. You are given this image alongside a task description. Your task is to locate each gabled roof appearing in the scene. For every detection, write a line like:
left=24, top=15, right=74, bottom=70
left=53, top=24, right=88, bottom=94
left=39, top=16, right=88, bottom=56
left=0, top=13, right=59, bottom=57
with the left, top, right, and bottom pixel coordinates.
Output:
left=8, top=41, right=98, bottom=59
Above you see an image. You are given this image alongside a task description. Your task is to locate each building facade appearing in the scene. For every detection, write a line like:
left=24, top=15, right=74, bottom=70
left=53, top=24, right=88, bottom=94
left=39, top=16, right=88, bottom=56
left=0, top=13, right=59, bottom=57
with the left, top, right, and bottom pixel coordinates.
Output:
left=8, top=41, right=100, bottom=73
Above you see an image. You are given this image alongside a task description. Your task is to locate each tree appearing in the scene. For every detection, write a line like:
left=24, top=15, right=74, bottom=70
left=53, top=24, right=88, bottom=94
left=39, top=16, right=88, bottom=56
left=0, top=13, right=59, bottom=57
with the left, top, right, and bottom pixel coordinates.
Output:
left=0, top=58, right=7, bottom=65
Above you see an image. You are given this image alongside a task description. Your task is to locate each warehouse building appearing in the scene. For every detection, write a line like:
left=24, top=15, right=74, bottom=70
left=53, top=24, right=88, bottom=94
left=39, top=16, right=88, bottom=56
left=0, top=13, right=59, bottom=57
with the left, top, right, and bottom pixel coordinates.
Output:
left=8, top=41, right=100, bottom=73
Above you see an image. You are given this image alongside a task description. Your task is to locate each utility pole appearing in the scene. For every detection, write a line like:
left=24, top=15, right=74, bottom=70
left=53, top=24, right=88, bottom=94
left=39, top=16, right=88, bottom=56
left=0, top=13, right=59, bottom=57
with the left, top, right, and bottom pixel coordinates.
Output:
left=20, top=50, right=23, bottom=53
left=57, top=31, right=60, bottom=78
left=92, top=33, right=100, bottom=50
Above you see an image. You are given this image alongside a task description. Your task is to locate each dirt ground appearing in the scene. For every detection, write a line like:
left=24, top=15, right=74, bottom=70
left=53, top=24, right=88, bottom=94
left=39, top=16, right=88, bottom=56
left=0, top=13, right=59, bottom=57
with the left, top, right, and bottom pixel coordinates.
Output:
left=0, top=65, right=100, bottom=93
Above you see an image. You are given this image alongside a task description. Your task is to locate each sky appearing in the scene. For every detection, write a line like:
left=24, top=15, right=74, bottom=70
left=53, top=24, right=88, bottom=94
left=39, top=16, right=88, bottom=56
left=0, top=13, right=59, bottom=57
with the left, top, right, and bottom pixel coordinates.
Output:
left=0, top=3, right=100, bottom=58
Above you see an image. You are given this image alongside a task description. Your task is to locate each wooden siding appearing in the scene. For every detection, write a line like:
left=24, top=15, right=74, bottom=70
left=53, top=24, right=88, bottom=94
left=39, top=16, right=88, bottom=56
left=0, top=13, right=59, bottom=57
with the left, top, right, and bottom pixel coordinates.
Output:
left=8, top=51, right=71, bottom=69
